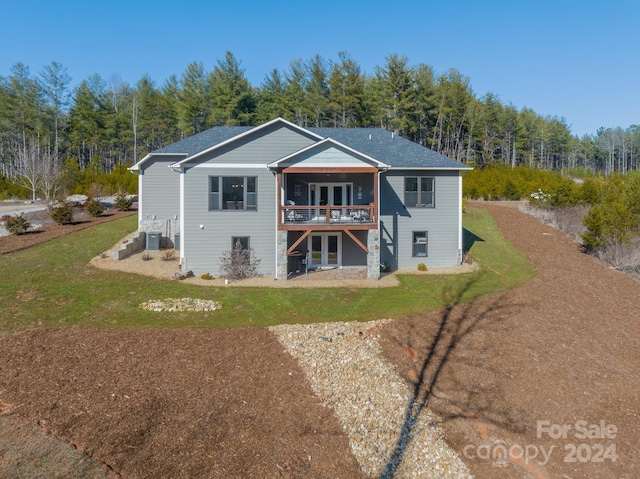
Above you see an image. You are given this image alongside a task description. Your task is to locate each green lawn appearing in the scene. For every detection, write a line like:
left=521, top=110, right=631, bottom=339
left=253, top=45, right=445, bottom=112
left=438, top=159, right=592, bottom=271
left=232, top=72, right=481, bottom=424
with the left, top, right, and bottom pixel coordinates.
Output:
left=0, top=207, right=534, bottom=332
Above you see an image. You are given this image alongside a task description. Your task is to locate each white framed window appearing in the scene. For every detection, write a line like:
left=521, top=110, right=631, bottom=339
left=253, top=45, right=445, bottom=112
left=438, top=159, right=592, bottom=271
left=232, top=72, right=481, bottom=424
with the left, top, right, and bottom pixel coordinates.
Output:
left=405, top=177, right=435, bottom=208
left=412, top=231, right=428, bottom=257
left=209, top=176, right=257, bottom=211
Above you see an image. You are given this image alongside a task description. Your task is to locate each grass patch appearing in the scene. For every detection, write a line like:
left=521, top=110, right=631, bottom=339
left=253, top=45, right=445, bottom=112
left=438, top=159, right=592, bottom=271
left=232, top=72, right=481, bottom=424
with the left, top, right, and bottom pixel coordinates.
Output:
left=0, top=208, right=534, bottom=332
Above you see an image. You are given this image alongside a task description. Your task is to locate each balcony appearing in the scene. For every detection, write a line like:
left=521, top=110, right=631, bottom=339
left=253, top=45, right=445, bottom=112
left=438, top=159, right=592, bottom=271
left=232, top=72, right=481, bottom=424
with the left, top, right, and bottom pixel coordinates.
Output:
left=279, top=204, right=376, bottom=230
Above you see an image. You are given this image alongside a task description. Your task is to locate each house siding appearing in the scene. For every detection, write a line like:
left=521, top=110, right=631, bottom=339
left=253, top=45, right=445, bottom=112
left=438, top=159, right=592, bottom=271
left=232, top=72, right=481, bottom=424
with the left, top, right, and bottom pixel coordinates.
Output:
left=138, top=156, right=181, bottom=241
left=379, top=170, right=461, bottom=269
left=279, top=144, right=376, bottom=167
left=137, top=120, right=469, bottom=279
left=187, top=123, right=316, bottom=166
left=179, top=124, right=321, bottom=276
left=342, top=231, right=368, bottom=266
left=181, top=165, right=277, bottom=276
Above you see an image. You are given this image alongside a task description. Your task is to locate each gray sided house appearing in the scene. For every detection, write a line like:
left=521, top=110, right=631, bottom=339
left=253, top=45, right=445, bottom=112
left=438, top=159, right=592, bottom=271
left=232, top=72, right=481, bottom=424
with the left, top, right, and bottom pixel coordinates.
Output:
left=130, top=118, right=471, bottom=280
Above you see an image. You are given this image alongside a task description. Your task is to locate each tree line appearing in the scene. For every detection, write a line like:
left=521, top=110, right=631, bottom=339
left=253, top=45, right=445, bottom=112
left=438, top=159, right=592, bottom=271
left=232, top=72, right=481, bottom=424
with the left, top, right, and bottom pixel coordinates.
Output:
left=464, top=165, right=640, bottom=272
left=1, top=51, right=639, bottom=199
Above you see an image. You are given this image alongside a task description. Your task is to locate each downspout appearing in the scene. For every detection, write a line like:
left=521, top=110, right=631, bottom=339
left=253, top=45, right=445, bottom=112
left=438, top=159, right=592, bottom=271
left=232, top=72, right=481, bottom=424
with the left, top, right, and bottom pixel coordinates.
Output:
left=179, top=167, right=186, bottom=272
left=458, top=173, right=463, bottom=263
left=275, top=167, right=283, bottom=279
left=266, top=163, right=281, bottom=279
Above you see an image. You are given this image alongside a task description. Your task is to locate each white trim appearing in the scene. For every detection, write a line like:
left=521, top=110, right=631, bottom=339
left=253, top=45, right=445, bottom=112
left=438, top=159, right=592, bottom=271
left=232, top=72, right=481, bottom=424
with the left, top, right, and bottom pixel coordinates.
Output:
left=172, top=117, right=324, bottom=167
left=458, top=174, right=463, bottom=259
left=377, top=171, right=381, bottom=230
left=268, top=137, right=389, bottom=169
left=308, top=182, right=353, bottom=208
left=137, top=173, right=143, bottom=228
left=129, top=152, right=188, bottom=171
left=179, top=169, right=186, bottom=267
left=308, top=232, right=343, bottom=268
left=388, top=166, right=473, bottom=171
left=274, top=178, right=278, bottom=276
left=190, top=163, right=269, bottom=169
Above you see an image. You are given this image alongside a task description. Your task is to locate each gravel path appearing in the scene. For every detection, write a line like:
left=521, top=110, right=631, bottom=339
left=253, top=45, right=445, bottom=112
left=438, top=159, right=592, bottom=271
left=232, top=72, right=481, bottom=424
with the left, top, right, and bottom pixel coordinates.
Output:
left=270, top=320, right=473, bottom=478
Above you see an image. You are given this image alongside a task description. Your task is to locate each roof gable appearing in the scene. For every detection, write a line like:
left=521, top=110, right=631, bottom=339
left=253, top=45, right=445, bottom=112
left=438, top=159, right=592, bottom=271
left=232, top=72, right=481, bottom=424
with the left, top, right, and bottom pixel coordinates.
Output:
left=268, top=138, right=389, bottom=170
left=174, top=117, right=322, bottom=166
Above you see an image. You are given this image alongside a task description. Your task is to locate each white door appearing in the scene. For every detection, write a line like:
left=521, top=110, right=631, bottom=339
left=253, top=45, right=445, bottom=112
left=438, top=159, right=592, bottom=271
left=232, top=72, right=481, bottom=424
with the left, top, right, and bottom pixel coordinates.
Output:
left=309, top=233, right=342, bottom=268
left=309, top=182, right=352, bottom=218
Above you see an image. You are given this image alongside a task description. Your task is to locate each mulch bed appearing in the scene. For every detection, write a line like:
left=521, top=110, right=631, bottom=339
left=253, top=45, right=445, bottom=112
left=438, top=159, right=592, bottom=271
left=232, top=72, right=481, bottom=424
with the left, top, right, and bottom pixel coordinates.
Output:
left=0, top=203, right=638, bottom=478
left=0, top=328, right=363, bottom=479
left=0, top=207, right=136, bottom=256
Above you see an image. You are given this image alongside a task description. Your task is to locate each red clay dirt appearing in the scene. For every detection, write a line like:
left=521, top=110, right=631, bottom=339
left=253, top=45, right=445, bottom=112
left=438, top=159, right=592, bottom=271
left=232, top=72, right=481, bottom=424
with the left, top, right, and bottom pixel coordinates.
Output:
left=378, top=203, right=640, bottom=479
left=0, top=203, right=639, bottom=478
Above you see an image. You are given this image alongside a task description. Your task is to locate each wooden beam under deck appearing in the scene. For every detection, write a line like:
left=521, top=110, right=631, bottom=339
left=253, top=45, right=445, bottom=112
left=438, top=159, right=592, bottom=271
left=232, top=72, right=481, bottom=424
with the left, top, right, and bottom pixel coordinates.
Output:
left=286, top=230, right=311, bottom=255
left=344, top=229, right=369, bottom=254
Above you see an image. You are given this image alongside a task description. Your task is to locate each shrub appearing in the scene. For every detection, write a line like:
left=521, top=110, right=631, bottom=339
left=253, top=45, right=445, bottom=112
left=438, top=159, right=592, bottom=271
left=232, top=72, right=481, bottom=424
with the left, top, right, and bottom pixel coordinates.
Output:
left=5, top=213, right=30, bottom=235
left=160, top=249, right=176, bottom=261
left=114, top=192, right=133, bottom=211
left=219, top=242, right=261, bottom=280
left=49, top=202, right=74, bottom=225
left=85, top=198, right=104, bottom=217
left=547, top=180, right=581, bottom=207
left=502, top=179, right=523, bottom=200
left=141, top=252, right=152, bottom=261
left=201, top=273, right=214, bottom=280
left=417, top=263, right=428, bottom=272
left=580, top=177, right=605, bottom=205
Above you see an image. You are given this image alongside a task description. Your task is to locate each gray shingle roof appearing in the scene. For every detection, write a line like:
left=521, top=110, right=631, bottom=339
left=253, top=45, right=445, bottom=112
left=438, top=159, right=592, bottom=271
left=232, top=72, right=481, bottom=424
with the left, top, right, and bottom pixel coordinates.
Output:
left=151, top=122, right=469, bottom=170
left=155, top=126, right=252, bottom=155
left=308, top=127, right=469, bottom=169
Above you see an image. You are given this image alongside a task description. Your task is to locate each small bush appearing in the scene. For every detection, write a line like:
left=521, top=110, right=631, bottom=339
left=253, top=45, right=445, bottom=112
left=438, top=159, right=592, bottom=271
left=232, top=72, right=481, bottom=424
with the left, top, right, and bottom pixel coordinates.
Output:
left=142, top=252, right=152, bottom=261
left=201, top=273, right=214, bottom=280
left=5, top=213, right=30, bottom=235
left=85, top=198, right=104, bottom=217
left=417, top=263, right=428, bottom=272
left=219, top=242, right=261, bottom=280
left=160, top=249, right=176, bottom=261
left=114, top=193, right=133, bottom=211
left=50, top=202, right=74, bottom=225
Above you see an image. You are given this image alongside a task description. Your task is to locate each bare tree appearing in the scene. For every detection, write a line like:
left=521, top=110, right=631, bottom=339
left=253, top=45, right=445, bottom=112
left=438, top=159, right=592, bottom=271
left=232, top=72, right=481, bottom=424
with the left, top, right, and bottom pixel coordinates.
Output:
left=13, top=138, right=43, bottom=201
left=13, top=138, right=62, bottom=202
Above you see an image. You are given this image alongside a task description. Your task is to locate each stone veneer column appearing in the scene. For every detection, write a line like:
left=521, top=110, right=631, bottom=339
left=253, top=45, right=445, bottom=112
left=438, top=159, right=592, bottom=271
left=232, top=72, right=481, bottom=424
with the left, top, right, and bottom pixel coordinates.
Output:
left=276, top=230, right=288, bottom=280
left=367, top=229, right=380, bottom=279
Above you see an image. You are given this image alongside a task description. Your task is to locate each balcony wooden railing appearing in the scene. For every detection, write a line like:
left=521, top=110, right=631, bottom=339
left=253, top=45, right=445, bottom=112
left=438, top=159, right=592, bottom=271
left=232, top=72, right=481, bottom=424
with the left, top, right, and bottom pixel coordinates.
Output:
left=281, top=204, right=376, bottom=226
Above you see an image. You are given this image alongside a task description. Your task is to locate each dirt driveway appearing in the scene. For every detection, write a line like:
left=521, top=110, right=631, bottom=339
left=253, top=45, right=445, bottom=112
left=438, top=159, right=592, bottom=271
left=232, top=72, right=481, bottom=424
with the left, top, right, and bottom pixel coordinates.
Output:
left=0, top=203, right=638, bottom=478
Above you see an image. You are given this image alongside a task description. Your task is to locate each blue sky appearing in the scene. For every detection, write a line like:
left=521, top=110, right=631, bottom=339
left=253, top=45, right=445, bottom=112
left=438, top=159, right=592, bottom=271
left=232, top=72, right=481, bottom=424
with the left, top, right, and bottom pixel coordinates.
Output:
left=1, top=0, right=638, bottom=137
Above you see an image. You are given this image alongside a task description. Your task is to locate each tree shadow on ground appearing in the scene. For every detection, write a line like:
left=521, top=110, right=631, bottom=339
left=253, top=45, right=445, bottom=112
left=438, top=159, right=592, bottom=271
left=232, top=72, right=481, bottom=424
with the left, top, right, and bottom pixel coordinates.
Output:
left=379, top=276, right=528, bottom=478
